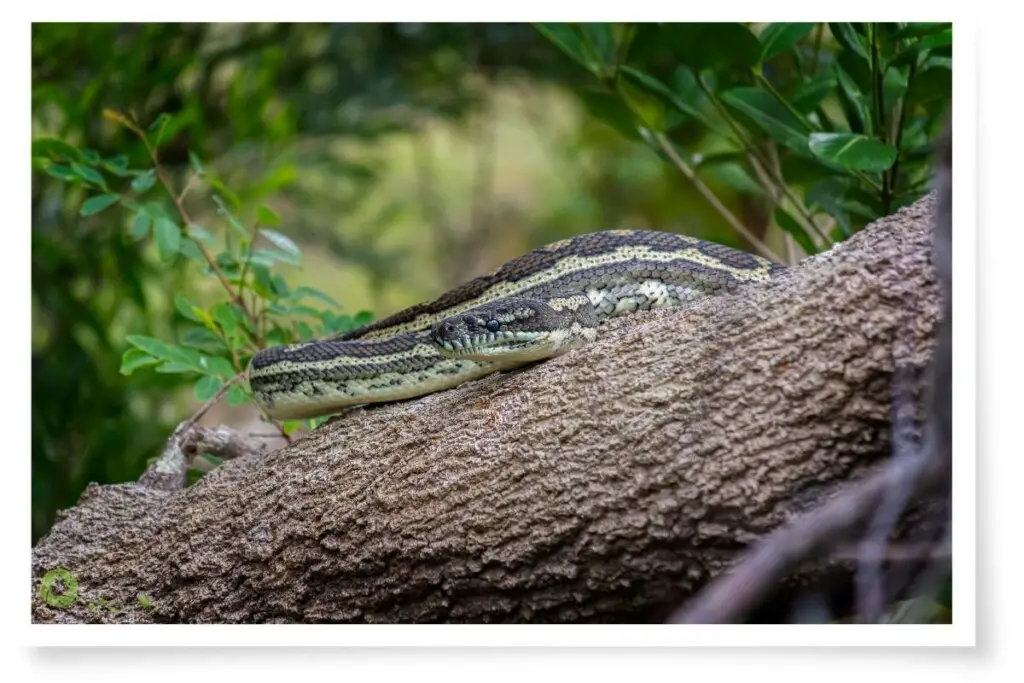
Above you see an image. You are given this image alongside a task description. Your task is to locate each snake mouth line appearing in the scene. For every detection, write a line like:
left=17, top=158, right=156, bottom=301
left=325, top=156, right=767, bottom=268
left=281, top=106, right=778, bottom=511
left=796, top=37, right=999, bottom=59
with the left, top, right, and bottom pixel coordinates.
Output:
left=435, top=333, right=550, bottom=361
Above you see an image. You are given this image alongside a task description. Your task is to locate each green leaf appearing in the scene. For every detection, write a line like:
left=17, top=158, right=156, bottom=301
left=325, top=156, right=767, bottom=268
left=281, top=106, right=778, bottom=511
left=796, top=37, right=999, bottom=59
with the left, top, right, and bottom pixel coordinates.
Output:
left=268, top=302, right=325, bottom=318
left=661, top=23, right=762, bottom=71
left=226, top=384, right=249, bottom=406
left=200, top=355, right=237, bottom=379
left=287, top=286, right=342, bottom=309
left=43, top=163, right=78, bottom=182
left=187, top=223, right=215, bottom=244
left=577, top=88, right=643, bottom=141
left=250, top=264, right=278, bottom=300
left=124, top=336, right=229, bottom=377
left=148, top=113, right=173, bottom=145
left=281, top=421, right=304, bottom=436
left=618, top=67, right=710, bottom=131
left=616, top=74, right=666, bottom=131
left=534, top=23, right=601, bottom=76
left=212, top=194, right=248, bottom=237
left=210, top=181, right=242, bottom=210
left=71, top=163, right=107, bottom=189
left=758, top=23, right=815, bottom=62
left=131, top=169, right=157, bottom=193
left=194, top=376, right=223, bottom=402
left=181, top=326, right=227, bottom=352
left=913, top=29, right=952, bottom=51
left=154, top=217, right=182, bottom=261
left=308, top=415, right=330, bottom=430
left=353, top=310, right=375, bottom=328
left=174, top=293, right=203, bottom=322
left=698, top=160, right=766, bottom=197
left=103, top=155, right=130, bottom=177
left=720, top=87, right=810, bottom=153
left=155, top=361, right=195, bottom=374
left=892, top=23, right=950, bottom=39
left=265, top=325, right=291, bottom=347
left=127, top=212, right=151, bottom=242
left=179, top=240, right=207, bottom=262
left=808, top=133, right=898, bottom=172
left=32, top=137, right=81, bottom=162
left=906, top=65, right=951, bottom=104
left=119, top=348, right=161, bottom=375
left=578, top=23, right=616, bottom=74
left=250, top=248, right=300, bottom=268
left=259, top=229, right=300, bottom=257
left=188, top=151, right=206, bottom=176
left=791, top=73, right=837, bottom=114
left=257, top=205, right=282, bottom=227
left=829, top=23, right=868, bottom=60
left=212, top=303, right=238, bottom=336
left=833, top=62, right=870, bottom=134
left=773, top=208, right=818, bottom=256
left=806, top=178, right=855, bottom=237
left=79, top=193, right=120, bottom=217
left=883, top=66, right=910, bottom=114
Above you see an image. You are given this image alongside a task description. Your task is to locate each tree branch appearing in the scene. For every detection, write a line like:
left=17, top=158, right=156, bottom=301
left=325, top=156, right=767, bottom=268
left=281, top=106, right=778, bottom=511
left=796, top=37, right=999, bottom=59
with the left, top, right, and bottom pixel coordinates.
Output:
left=32, top=195, right=945, bottom=624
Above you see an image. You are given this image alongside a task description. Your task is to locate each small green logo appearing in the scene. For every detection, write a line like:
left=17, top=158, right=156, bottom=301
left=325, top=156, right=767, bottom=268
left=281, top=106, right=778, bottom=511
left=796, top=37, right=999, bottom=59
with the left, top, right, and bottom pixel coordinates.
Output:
left=39, top=567, right=78, bottom=608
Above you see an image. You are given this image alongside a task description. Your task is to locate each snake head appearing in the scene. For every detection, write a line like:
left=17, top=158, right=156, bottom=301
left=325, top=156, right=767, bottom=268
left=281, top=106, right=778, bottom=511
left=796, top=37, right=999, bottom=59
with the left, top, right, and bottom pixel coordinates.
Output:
left=430, top=296, right=597, bottom=362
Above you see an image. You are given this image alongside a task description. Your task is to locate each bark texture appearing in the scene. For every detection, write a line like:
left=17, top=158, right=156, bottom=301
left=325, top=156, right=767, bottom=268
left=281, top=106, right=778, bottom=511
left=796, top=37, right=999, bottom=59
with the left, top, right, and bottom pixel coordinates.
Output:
left=32, top=196, right=942, bottom=624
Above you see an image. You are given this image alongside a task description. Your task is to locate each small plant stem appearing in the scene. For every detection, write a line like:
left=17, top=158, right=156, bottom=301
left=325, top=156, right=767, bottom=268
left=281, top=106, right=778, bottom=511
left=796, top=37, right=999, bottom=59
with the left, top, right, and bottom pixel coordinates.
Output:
left=696, top=75, right=831, bottom=248
left=809, top=24, right=824, bottom=76
left=138, top=138, right=260, bottom=335
left=652, top=133, right=783, bottom=263
left=755, top=71, right=816, bottom=133
left=869, top=23, right=892, bottom=214
left=180, top=374, right=240, bottom=434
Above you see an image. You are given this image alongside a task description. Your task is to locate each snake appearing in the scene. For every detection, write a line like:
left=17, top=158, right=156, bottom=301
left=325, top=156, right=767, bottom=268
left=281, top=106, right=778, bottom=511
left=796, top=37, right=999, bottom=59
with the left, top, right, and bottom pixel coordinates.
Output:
left=247, top=229, right=785, bottom=420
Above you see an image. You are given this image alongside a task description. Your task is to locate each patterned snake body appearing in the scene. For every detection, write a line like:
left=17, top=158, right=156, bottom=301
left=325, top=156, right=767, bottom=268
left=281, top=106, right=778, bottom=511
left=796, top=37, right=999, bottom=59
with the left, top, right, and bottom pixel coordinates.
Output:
left=248, top=229, right=784, bottom=420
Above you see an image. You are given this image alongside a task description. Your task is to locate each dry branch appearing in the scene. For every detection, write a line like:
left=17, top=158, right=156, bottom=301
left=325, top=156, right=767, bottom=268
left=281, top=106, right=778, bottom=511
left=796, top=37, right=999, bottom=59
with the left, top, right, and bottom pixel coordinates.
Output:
left=32, top=196, right=943, bottom=623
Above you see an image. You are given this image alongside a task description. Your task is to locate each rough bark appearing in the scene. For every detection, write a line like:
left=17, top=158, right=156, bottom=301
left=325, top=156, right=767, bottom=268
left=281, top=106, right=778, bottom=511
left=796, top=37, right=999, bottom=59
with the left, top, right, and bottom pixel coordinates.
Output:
left=32, top=196, right=942, bottom=624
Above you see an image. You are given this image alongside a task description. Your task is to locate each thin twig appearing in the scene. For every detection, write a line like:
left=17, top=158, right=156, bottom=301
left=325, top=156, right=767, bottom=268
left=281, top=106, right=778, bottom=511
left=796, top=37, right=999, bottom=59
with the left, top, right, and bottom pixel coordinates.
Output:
left=652, top=133, right=783, bottom=263
left=177, top=171, right=198, bottom=204
left=181, top=374, right=241, bottom=434
left=140, top=139, right=257, bottom=330
left=696, top=75, right=830, bottom=248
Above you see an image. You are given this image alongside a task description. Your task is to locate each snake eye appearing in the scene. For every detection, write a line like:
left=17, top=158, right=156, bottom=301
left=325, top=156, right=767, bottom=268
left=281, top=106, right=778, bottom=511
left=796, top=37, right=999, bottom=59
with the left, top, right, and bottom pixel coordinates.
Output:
left=486, top=319, right=501, bottom=333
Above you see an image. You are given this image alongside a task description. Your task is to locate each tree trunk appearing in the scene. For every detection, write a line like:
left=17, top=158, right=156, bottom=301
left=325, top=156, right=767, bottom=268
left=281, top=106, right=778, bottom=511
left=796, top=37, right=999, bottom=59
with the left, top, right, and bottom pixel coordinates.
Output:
left=31, top=195, right=943, bottom=624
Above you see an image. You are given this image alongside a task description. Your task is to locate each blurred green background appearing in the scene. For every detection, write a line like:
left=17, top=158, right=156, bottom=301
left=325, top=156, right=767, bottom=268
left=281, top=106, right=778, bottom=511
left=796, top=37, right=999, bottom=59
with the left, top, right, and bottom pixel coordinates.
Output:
left=31, top=22, right=951, bottom=543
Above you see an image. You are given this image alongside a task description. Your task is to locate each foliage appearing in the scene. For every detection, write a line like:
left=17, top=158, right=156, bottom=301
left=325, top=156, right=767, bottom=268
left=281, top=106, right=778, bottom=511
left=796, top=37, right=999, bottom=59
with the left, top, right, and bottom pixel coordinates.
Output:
left=34, top=112, right=372, bottom=439
left=535, top=22, right=952, bottom=255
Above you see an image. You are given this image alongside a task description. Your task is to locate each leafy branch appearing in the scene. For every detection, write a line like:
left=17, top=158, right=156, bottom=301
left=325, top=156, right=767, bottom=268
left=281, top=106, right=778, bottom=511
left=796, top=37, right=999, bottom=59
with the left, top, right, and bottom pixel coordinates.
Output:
left=32, top=110, right=379, bottom=453
left=534, top=22, right=951, bottom=260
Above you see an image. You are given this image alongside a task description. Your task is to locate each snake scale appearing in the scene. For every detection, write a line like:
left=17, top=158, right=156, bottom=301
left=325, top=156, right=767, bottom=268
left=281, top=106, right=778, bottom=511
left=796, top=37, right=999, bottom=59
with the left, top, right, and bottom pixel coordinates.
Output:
left=248, top=229, right=785, bottom=420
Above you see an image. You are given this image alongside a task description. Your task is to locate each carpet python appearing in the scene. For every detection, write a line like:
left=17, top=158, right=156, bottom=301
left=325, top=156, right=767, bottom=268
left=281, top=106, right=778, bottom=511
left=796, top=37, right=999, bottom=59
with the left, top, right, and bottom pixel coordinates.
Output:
left=248, top=229, right=785, bottom=420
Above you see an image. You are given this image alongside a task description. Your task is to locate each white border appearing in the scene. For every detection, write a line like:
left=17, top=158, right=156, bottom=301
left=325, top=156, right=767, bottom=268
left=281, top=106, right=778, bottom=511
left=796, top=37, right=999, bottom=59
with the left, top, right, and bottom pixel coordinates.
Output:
left=9, top=0, right=983, bottom=664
